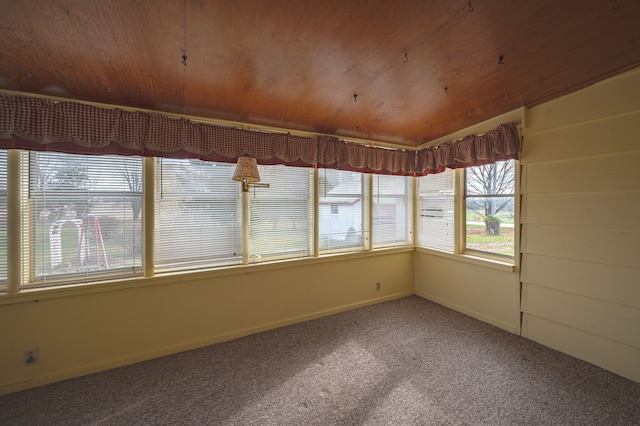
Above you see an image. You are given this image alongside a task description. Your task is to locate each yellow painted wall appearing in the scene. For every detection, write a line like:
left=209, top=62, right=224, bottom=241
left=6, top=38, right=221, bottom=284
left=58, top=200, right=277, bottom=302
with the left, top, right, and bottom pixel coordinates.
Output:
left=414, top=251, right=520, bottom=333
left=414, top=109, right=523, bottom=336
left=0, top=250, right=414, bottom=395
left=521, top=68, right=640, bottom=382
left=414, top=68, right=640, bottom=382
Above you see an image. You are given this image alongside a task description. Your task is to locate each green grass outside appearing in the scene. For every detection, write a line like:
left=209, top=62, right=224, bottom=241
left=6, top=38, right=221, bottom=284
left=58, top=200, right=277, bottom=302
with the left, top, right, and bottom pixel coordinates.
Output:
left=466, top=223, right=514, bottom=257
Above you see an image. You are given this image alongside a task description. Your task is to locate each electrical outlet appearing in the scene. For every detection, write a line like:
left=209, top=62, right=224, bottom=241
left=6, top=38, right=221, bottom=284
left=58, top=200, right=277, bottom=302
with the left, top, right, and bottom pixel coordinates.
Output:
left=376, top=282, right=381, bottom=291
left=24, top=347, right=39, bottom=366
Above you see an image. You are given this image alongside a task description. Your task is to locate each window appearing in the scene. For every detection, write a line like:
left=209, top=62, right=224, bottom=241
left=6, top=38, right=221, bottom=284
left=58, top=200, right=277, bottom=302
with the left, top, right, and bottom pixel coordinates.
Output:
left=417, top=169, right=455, bottom=252
left=372, top=174, right=412, bottom=247
left=319, top=169, right=365, bottom=252
left=155, top=158, right=242, bottom=270
left=2, top=150, right=427, bottom=293
left=23, top=152, right=143, bottom=287
left=465, top=160, right=515, bottom=257
left=417, top=161, right=516, bottom=260
left=249, top=165, right=313, bottom=262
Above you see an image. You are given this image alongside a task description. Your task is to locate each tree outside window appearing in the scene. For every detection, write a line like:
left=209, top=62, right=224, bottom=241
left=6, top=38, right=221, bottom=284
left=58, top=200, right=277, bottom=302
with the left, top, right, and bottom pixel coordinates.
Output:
left=465, top=160, right=515, bottom=257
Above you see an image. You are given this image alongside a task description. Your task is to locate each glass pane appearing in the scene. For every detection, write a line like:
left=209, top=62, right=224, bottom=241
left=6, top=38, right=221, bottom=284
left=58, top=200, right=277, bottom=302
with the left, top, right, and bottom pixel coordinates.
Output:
left=465, top=160, right=515, bottom=257
left=417, top=169, right=454, bottom=252
left=249, top=165, right=313, bottom=262
left=466, top=197, right=515, bottom=256
left=373, top=175, right=411, bottom=247
left=27, top=152, right=143, bottom=286
left=466, top=160, right=515, bottom=196
left=155, top=159, right=242, bottom=270
left=319, top=169, right=363, bottom=252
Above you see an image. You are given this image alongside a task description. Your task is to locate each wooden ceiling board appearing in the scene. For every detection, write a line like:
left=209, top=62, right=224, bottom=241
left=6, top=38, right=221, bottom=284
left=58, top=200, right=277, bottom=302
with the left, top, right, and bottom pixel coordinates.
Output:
left=1, top=0, right=639, bottom=147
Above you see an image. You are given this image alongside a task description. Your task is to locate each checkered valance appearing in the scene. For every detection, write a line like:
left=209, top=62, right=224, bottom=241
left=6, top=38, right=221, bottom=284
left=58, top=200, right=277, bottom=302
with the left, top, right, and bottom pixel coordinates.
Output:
left=414, top=122, right=521, bottom=176
left=0, top=94, right=520, bottom=175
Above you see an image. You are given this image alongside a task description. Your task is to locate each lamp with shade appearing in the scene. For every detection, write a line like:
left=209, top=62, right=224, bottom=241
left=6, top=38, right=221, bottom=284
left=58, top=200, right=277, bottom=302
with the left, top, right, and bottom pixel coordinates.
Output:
left=232, top=156, right=270, bottom=192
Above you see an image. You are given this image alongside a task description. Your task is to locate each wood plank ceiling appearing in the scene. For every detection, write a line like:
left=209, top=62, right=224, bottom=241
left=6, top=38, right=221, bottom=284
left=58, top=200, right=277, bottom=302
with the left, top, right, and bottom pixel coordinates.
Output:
left=1, top=0, right=639, bottom=147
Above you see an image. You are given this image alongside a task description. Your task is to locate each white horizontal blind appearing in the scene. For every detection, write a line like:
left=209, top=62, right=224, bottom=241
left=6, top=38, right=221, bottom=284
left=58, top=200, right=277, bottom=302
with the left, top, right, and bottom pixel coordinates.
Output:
left=24, top=152, right=143, bottom=287
left=373, top=174, right=411, bottom=247
left=249, top=165, right=313, bottom=262
left=319, top=169, right=364, bottom=252
left=0, top=151, right=6, bottom=286
left=417, top=169, right=455, bottom=252
left=155, top=159, right=242, bottom=270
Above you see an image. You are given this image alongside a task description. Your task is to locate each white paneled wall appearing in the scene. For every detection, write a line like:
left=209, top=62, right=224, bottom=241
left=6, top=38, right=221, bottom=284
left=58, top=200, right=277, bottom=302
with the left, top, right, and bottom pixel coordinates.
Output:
left=521, top=68, right=640, bottom=382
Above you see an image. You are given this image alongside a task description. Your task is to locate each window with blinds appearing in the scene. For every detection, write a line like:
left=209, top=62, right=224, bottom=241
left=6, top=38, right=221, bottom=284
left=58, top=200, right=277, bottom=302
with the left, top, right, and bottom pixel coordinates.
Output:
left=372, top=174, right=412, bottom=247
left=0, top=151, right=6, bottom=287
left=416, top=169, right=455, bottom=252
left=248, top=165, right=313, bottom=262
left=23, top=152, right=143, bottom=287
left=155, top=158, right=242, bottom=270
left=319, top=169, right=364, bottom=252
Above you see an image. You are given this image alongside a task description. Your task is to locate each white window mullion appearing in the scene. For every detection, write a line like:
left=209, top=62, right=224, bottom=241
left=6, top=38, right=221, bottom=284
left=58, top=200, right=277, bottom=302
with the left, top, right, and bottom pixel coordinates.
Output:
left=406, top=177, right=414, bottom=245
left=242, top=189, right=250, bottom=265
left=364, top=173, right=373, bottom=251
left=455, top=168, right=465, bottom=254
left=143, top=157, right=154, bottom=277
left=313, top=167, right=319, bottom=258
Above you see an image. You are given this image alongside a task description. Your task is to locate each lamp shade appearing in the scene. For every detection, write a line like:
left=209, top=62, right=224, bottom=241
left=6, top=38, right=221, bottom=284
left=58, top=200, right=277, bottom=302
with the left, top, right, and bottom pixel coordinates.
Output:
left=232, top=156, right=261, bottom=183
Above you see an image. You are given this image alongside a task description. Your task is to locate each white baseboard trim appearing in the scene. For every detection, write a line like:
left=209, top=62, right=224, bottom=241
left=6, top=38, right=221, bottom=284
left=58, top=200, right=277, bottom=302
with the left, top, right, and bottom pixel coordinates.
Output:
left=1, top=291, right=413, bottom=395
left=414, top=290, right=519, bottom=334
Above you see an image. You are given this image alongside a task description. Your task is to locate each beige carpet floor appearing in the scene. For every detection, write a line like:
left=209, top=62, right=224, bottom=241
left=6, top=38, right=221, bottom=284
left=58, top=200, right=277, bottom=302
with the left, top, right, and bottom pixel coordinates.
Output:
left=1, top=295, right=639, bottom=425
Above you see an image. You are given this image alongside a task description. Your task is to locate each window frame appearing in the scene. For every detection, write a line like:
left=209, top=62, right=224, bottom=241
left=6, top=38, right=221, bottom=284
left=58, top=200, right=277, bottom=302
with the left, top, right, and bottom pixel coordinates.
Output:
left=371, top=174, right=413, bottom=249
left=317, top=168, right=368, bottom=254
left=20, top=151, right=145, bottom=288
left=417, top=161, right=518, bottom=266
left=462, top=160, right=517, bottom=261
left=1, top=147, right=509, bottom=294
left=248, top=164, right=314, bottom=263
left=154, top=158, right=243, bottom=272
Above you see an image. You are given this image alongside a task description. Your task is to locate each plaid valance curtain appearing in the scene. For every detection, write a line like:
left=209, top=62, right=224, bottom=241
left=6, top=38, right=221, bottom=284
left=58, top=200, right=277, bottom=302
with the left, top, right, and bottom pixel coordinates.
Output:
left=414, top=122, right=521, bottom=175
left=0, top=94, right=520, bottom=176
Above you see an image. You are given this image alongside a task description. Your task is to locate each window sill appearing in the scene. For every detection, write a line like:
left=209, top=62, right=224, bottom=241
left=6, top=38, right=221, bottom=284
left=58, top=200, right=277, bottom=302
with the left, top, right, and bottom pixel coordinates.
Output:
left=414, top=246, right=516, bottom=272
left=0, top=246, right=415, bottom=306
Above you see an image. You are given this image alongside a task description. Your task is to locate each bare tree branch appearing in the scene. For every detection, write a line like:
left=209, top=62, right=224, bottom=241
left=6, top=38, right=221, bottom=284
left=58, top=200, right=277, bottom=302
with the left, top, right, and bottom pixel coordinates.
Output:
left=465, top=160, right=515, bottom=233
